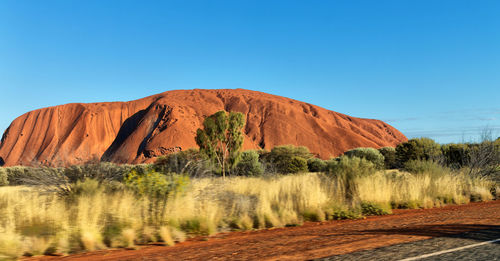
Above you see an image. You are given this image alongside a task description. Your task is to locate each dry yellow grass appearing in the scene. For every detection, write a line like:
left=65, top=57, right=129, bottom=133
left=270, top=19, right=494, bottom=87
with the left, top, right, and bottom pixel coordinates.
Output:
left=357, top=170, right=495, bottom=209
left=0, top=171, right=495, bottom=259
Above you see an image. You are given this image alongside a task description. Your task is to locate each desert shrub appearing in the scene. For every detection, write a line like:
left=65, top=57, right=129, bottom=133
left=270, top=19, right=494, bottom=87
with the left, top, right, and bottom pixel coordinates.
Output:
left=327, top=156, right=377, bottom=178
left=403, top=159, right=450, bottom=177
left=3, top=166, right=56, bottom=185
left=234, top=150, right=263, bottom=176
left=0, top=168, right=8, bottom=186
left=2, top=163, right=151, bottom=189
left=301, top=208, right=326, bottom=222
left=378, top=147, right=397, bottom=169
left=154, top=149, right=212, bottom=177
left=124, top=170, right=190, bottom=226
left=441, top=143, right=470, bottom=168
left=307, top=158, right=327, bottom=172
left=360, top=201, right=391, bottom=216
left=396, top=138, right=442, bottom=166
left=326, top=156, right=377, bottom=200
left=288, top=156, right=309, bottom=174
left=344, top=147, right=385, bottom=169
left=1, top=163, right=148, bottom=197
left=260, top=145, right=312, bottom=174
left=69, top=178, right=104, bottom=198
left=63, top=162, right=146, bottom=183
left=465, top=140, right=500, bottom=181
left=270, top=145, right=312, bottom=159
left=324, top=204, right=362, bottom=220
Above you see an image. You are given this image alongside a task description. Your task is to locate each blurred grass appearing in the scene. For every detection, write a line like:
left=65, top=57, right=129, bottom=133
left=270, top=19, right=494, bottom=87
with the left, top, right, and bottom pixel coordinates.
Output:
left=0, top=168, right=496, bottom=259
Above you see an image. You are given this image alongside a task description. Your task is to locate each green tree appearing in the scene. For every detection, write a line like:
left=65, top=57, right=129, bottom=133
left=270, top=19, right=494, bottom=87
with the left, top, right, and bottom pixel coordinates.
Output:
left=378, top=147, right=397, bottom=169
left=195, top=111, right=245, bottom=178
left=395, top=138, right=441, bottom=166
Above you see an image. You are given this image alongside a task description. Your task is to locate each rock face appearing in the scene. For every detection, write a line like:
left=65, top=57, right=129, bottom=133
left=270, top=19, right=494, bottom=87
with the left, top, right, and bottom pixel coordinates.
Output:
left=0, top=89, right=407, bottom=166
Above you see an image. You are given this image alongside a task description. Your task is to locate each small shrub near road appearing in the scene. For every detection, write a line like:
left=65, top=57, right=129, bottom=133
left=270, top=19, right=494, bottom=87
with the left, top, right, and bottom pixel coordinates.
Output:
left=360, top=201, right=392, bottom=216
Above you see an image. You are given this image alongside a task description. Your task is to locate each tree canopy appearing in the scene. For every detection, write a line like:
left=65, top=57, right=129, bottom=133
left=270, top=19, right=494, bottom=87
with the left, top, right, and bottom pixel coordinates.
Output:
left=195, top=111, right=245, bottom=178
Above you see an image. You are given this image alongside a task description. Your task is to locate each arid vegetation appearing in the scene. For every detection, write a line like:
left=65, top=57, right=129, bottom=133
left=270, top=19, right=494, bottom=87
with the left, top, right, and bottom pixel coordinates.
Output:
left=0, top=112, right=498, bottom=259
left=1, top=169, right=495, bottom=259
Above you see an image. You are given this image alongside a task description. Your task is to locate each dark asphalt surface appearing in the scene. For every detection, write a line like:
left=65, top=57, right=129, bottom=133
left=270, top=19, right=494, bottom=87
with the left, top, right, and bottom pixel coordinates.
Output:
left=317, top=227, right=500, bottom=261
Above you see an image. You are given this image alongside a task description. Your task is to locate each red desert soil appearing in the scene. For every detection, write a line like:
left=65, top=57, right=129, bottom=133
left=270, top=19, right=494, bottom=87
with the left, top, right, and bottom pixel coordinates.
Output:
left=28, top=200, right=500, bottom=261
left=0, top=89, right=406, bottom=166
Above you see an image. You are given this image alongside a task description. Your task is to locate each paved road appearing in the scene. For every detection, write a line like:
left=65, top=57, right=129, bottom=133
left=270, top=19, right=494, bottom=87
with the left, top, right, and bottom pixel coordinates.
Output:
left=318, top=228, right=500, bottom=261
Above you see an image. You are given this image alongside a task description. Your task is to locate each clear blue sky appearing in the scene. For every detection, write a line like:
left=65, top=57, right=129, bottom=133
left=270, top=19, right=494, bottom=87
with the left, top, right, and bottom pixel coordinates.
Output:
left=1, top=0, right=499, bottom=144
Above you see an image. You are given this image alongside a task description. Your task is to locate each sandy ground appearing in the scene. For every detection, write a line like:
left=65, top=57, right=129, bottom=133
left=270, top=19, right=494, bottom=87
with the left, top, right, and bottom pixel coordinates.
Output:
left=27, top=200, right=500, bottom=261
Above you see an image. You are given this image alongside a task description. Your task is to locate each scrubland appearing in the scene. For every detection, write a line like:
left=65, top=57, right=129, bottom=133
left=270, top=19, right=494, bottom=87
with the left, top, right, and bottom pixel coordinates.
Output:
left=0, top=167, right=496, bottom=259
left=1, top=137, right=499, bottom=259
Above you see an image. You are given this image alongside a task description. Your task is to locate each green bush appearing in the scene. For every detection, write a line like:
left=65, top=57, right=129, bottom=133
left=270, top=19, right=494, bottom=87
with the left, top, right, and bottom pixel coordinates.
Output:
left=63, top=162, right=144, bottom=183
left=154, top=149, right=212, bottom=177
left=125, top=170, right=190, bottom=226
left=3, top=166, right=56, bottom=185
left=124, top=170, right=189, bottom=199
left=326, top=156, right=377, bottom=200
left=390, top=200, right=421, bottom=210
left=396, top=138, right=442, bottom=166
left=0, top=163, right=150, bottom=196
left=307, top=158, right=327, bottom=172
left=378, top=147, right=397, bottom=169
left=65, top=178, right=111, bottom=202
left=260, top=145, right=312, bottom=174
left=326, top=156, right=377, bottom=178
left=441, top=143, right=470, bottom=168
left=301, top=209, right=325, bottom=222
left=324, top=204, right=362, bottom=220
left=286, top=156, right=309, bottom=174
left=234, top=150, right=263, bottom=176
left=403, top=159, right=450, bottom=177
left=360, top=202, right=392, bottom=215
left=344, top=148, right=385, bottom=169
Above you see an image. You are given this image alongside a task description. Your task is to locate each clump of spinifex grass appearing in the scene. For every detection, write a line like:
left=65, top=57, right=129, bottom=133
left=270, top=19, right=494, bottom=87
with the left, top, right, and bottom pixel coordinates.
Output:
left=0, top=166, right=496, bottom=259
